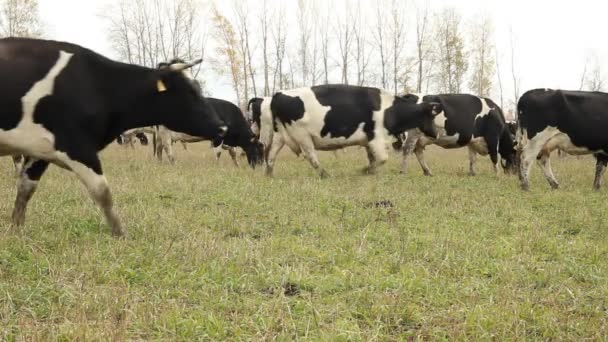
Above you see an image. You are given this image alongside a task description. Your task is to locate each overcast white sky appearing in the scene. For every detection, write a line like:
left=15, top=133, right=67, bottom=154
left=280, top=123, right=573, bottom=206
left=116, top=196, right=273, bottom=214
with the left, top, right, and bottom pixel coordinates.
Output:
left=39, top=0, right=608, bottom=107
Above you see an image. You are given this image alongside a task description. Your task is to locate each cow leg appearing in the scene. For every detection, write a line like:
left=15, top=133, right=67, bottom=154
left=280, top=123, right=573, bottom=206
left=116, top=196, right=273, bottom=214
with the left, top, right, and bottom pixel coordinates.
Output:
left=212, top=143, right=222, bottom=164
left=265, top=138, right=285, bottom=177
left=520, top=135, right=552, bottom=191
left=467, top=146, right=478, bottom=176
left=228, top=147, right=240, bottom=168
left=593, top=154, right=608, bottom=190
left=363, top=138, right=389, bottom=175
left=163, top=143, right=175, bottom=165
left=414, top=145, right=433, bottom=176
left=182, top=142, right=188, bottom=150
left=297, top=138, right=328, bottom=178
left=363, top=146, right=377, bottom=174
left=155, top=139, right=163, bottom=162
left=400, top=134, right=420, bottom=174
left=11, top=159, right=49, bottom=227
left=152, top=130, right=158, bottom=158
left=536, top=152, right=559, bottom=189
left=12, top=155, right=23, bottom=177
left=57, top=153, right=125, bottom=237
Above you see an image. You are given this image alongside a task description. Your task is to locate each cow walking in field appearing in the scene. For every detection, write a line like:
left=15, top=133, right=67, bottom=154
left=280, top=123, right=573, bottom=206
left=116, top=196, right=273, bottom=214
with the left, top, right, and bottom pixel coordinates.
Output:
left=262, top=85, right=442, bottom=177
left=398, top=94, right=517, bottom=176
left=0, top=38, right=227, bottom=236
left=248, top=96, right=289, bottom=162
left=517, top=89, right=608, bottom=190
left=116, top=128, right=149, bottom=147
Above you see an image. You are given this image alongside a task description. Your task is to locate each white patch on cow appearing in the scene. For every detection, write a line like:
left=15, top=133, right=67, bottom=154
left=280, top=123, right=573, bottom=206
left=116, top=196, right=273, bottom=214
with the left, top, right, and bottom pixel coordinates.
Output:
left=0, top=51, right=73, bottom=159
left=475, top=97, right=493, bottom=119
left=279, top=87, right=377, bottom=151
left=213, top=144, right=223, bottom=158
left=56, top=151, right=108, bottom=194
left=433, top=111, right=447, bottom=128
left=543, top=131, right=596, bottom=155
left=469, top=137, right=489, bottom=155
left=258, top=97, right=274, bottom=148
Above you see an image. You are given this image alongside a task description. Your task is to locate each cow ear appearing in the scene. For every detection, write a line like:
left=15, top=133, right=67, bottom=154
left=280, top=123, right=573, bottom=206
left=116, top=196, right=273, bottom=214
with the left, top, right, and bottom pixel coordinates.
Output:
left=157, top=80, right=168, bottom=93
left=429, top=102, right=443, bottom=117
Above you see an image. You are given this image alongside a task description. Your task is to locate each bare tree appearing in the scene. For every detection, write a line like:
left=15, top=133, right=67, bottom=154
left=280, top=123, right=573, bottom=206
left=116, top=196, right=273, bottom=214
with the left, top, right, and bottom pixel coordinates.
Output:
left=271, top=5, right=287, bottom=92
left=233, top=0, right=257, bottom=103
left=468, top=13, right=495, bottom=97
left=495, top=49, right=505, bottom=109
left=105, top=0, right=205, bottom=70
left=373, top=0, right=389, bottom=89
left=259, top=0, right=271, bottom=96
left=0, top=0, right=43, bottom=38
left=578, top=60, right=588, bottom=91
left=352, top=0, right=371, bottom=86
left=296, top=0, right=312, bottom=87
left=211, top=6, right=243, bottom=103
left=435, top=8, right=468, bottom=93
left=320, top=6, right=331, bottom=85
left=308, top=1, right=321, bottom=86
left=586, top=57, right=605, bottom=91
left=390, top=0, right=407, bottom=94
left=509, top=28, right=521, bottom=107
left=335, top=0, right=354, bottom=85
left=414, top=1, right=432, bottom=93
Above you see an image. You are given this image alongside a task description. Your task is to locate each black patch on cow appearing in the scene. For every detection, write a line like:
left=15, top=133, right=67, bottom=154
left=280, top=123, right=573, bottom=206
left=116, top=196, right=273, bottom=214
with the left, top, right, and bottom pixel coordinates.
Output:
left=248, top=97, right=264, bottom=128
left=0, top=48, right=64, bottom=131
left=424, top=94, right=483, bottom=146
left=271, top=92, right=306, bottom=129
left=312, top=85, right=381, bottom=141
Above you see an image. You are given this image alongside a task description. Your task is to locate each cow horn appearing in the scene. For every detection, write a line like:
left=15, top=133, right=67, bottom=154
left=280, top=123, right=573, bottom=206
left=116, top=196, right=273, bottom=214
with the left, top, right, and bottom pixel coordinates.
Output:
left=171, top=58, right=203, bottom=72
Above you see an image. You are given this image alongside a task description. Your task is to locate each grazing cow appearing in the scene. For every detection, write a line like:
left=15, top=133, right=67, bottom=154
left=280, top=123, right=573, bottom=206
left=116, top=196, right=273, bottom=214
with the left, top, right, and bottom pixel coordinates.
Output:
left=398, top=94, right=517, bottom=176
left=0, top=38, right=227, bottom=236
left=116, top=129, right=149, bottom=147
left=154, top=97, right=263, bottom=167
left=248, top=96, right=279, bottom=161
left=517, top=89, right=608, bottom=190
left=264, top=85, right=442, bottom=177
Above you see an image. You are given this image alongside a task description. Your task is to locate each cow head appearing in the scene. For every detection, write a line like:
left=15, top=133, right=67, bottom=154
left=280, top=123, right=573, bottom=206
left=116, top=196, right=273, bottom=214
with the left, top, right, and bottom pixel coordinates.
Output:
left=146, top=59, right=228, bottom=140
left=417, top=102, right=443, bottom=138
left=499, top=125, right=518, bottom=175
left=247, top=97, right=265, bottom=137
left=243, top=136, right=265, bottom=168
left=135, top=132, right=149, bottom=146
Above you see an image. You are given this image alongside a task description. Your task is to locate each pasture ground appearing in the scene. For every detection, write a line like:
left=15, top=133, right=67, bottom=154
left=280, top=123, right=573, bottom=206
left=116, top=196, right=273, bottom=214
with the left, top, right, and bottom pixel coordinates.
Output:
left=1, top=143, right=607, bottom=340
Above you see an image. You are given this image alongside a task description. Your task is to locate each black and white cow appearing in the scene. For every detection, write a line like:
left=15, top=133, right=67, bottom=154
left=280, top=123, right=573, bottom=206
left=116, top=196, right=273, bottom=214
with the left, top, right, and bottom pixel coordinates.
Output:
left=263, top=85, right=442, bottom=177
left=154, top=97, right=263, bottom=167
left=398, top=94, right=517, bottom=176
left=517, top=89, right=608, bottom=190
left=0, top=38, right=227, bottom=236
left=116, top=129, right=149, bottom=147
left=248, top=96, right=278, bottom=161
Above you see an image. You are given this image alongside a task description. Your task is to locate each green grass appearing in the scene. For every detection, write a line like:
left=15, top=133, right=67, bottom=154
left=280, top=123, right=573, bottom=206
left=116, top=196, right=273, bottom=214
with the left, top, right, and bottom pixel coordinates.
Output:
left=1, top=144, right=607, bottom=340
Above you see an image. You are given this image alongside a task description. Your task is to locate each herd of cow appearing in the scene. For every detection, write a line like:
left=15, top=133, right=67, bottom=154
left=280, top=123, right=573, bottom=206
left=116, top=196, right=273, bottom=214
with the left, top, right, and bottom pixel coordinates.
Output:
left=1, top=37, right=607, bottom=237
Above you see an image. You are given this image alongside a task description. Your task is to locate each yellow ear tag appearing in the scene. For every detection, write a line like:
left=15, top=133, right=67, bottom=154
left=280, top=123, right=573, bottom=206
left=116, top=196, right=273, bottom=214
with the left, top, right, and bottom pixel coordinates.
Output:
left=157, top=80, right=167, bottom=92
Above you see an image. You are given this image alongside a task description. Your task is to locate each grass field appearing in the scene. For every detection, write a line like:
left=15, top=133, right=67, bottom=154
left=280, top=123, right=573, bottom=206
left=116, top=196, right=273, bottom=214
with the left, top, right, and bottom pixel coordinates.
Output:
left=1, top=143, right=607, bottom=340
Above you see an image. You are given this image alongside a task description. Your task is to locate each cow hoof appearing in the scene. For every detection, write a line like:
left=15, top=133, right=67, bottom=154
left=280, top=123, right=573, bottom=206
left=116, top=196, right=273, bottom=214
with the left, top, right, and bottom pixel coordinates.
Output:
left=468, top=172, right=476, bottom=177
left=423, top=172, right=433, bottom=177
left=550, top=182, right=560, bottom=190
left=319, top=170, right=330, bottom=179
left=593, top=184, right=601, bottom=191
left=520, top=183, right=530, bottom=191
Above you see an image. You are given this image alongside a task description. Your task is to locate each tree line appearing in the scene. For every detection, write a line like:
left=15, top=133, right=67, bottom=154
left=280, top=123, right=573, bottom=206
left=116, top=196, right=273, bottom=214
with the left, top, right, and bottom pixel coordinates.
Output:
left=0, top=0, right=605, bottom=118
